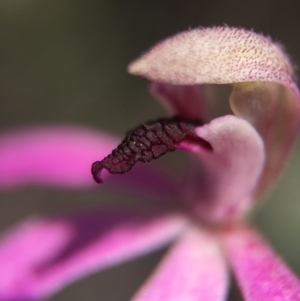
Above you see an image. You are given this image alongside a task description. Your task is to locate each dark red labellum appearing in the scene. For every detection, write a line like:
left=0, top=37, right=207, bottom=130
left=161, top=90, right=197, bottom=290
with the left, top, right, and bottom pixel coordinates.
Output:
left=91, top=116, right=203, bottom=183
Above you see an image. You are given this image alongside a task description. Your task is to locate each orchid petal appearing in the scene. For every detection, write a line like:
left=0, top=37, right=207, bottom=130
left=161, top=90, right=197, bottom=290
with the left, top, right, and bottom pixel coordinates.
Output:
left=128, top=27, right=295, bottom=87
left=182, top=115, right=265, bottom=224
left=0, top=209, right=186, bottom=300
left=0, top=126, right=117, bottom=188
left=129, top=26, right=300, bottom=196
left=149, top=82, right=206, bottom=119
left=221, top=224, right=300, bottom=301
left=132, top=226, right=228, bottom=301
left=230, top=82, right=300, bottom=198
left=0, top=126, right=177, bottom=197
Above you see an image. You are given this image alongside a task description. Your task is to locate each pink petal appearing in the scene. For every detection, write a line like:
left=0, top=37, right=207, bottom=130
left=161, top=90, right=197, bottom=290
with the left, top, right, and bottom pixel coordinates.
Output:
left=129, top=26, right=300, bottom=197
left=0, top=126, right=117, bottom=188
left=149, top=82, right=206, bottom=119
left=221, top=224, right=300, bottom=301
left=132, top=226, right=228, bottom=301
left=0, top=209, right=186, bottom=300
left=0, top=126, right=177, bottom=197
left=182, top=115, right=265, bottom=224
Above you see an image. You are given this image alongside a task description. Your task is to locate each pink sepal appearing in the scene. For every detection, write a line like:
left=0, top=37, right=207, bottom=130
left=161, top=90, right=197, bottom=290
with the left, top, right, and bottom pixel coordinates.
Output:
left=132, top=226, right=228, bottom=301
left=0, top=126, right=177, bottom=198
left=0, top=209, right=186, bottom=300
left=221, top=224, right=300, bottom=301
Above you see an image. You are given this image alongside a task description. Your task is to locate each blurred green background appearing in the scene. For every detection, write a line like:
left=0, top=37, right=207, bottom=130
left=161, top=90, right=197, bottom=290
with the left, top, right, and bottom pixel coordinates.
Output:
left=0, top=0, right=300, bottom=300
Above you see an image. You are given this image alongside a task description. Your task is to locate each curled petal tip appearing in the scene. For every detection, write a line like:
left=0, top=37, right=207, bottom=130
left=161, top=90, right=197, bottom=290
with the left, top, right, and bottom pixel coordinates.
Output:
left=91, top=161, right=104, bottom=184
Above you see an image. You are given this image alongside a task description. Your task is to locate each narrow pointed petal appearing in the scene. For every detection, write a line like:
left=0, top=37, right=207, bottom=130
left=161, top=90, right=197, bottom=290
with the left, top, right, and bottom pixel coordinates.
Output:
left=149, top=82, right=206, bottom=119
left=132, top=227, right=228, bottom=301
left=182, top=115, right=265, bottom=224
left=221, top=225, right=300, bottom=301
left=0, top=209, right=186, bottom=300
left=0, top=126, right=177, bottom=197
left=0, top=126, right=117, bottom=188
left=129, top=26, right=300, bottom=196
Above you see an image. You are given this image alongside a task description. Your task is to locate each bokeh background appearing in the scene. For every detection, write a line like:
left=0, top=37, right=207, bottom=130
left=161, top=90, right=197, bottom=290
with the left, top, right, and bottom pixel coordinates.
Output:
left=1, top=0, right=300, bottom=300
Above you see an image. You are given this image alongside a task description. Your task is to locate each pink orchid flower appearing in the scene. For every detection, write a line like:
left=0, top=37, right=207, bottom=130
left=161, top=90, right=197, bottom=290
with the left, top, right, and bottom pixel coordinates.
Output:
left=1, top=26, right=300, bottom=301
